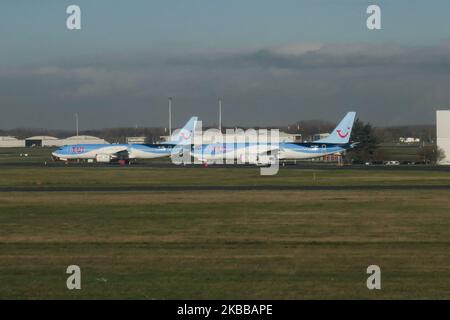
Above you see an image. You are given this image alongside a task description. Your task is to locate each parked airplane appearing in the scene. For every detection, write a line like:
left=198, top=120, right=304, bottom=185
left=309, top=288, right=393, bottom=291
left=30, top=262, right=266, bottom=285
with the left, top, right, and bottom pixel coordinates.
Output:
left=191, top=112, right=357, bottom=165
left=52, top=143, right=129, bottom=163
left=278, top=111, right=357, bottom=160
left=127, top=116, right=198, bottom=159
left=52, top=117, right=198, bottom=163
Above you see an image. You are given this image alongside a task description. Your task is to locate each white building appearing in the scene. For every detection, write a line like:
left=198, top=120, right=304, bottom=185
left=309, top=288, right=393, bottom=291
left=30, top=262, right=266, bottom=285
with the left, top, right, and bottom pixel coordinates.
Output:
left=399, top=137, right=421, bottom=143
left=126, top=136, right=146, bottom=144
left=0, top=136, right=25, bottom=147
left=25, top=136, right=62, bottom=147
left=24, top=135, right=108, bottom=147
left=63, top=135, right=108, bottom=145
left=313, top=133, right=330, bottom=141
left=160, top=131, right=301, bottom=144
left=437, top=110, right=450, bottom=165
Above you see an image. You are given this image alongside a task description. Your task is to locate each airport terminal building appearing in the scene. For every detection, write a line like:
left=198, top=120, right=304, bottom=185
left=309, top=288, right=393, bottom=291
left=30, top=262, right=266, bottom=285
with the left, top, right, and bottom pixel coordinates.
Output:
left=0, top=135, right=108, bottom=148
left=437, top=110, right=450, bottom=165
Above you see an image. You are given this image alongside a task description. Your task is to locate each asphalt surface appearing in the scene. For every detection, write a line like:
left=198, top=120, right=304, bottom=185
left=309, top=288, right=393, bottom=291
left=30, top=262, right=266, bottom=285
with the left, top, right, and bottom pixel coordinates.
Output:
left=3, top=161, right=450, bottom=172
left=1, top=184, right=450, bottom=192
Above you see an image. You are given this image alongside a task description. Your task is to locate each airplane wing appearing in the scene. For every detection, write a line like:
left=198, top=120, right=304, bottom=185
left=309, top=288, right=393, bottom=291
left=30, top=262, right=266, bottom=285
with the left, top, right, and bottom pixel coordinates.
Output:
left=96, top=146, right=130, bottom=162
left=240, top=144, right=280, bottom=165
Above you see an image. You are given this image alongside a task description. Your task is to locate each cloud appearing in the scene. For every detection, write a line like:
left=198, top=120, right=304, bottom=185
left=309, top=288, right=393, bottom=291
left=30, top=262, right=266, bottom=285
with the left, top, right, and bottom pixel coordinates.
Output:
left=1, top=42, right=450, bottom=129
left=267, top=43, right=323, bottom=56
left=169, top=42, right=450, bottom=70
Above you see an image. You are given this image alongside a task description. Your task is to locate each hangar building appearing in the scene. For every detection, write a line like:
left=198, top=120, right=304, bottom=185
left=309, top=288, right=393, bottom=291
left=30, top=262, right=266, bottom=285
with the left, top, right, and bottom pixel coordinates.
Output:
left=437, top=110, right=450, bottom=165
left=24, top=135, right=108, bottom=147
left=63, top=135, right=108, bottom=145
left=25, top=136, right=61, bottom=147
left=159, top=131, right=301, bottom=144
left=0, top=136, right=25, bottom=147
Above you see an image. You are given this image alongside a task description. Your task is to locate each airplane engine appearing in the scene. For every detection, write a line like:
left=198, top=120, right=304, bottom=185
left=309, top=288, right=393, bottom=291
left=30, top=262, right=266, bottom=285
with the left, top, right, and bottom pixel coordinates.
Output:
left=243, top=154, right=277, bottom=166
left=95, top=154, right=112, bottom=163
left=255, top=155, right=277, bottom=166
left=245, top=154, right=258, bottom=164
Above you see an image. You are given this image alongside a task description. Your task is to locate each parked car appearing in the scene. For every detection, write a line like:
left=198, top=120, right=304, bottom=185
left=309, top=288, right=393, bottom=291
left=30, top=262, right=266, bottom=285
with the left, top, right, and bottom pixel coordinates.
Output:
left=385, top=161, right=400, bottom=166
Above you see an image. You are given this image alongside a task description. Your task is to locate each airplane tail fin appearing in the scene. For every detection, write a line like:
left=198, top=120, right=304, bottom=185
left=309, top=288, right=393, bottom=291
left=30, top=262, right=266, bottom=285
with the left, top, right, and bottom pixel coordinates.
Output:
left=165, top=116, right=198, bottom=145
left=315, top=112, right=356, bottom=144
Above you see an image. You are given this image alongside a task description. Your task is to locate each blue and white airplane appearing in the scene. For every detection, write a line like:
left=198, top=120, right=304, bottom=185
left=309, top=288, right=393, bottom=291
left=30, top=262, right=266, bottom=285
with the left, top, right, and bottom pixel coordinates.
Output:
left=52, top=117, right=198, bottom=163
left=127, top=116, right=198, bottom=160
left=192, top=112, right=357, bottom=165
left=278, top=111, right=357, bottom=160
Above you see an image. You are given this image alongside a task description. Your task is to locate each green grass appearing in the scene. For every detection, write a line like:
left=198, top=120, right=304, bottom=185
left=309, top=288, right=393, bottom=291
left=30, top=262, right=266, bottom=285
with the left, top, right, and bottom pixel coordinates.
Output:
left=1, top=190, right=450, bottom=299
left=0, top=147, right=55, bottom=164
left=1, top=166, right=450, bottom=188
left=1, top=159, right=450, bottom=299
left=378, top=143, right=422, bottom=162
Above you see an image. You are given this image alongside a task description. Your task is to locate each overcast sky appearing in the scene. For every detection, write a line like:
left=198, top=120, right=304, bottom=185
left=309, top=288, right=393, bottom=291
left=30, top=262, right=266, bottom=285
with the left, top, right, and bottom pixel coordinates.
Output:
left=1, top=0, right=450, bottom=129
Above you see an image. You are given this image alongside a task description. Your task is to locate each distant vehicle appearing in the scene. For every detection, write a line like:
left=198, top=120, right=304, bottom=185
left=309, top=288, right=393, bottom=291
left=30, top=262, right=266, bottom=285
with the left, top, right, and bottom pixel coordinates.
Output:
left=52, top=117, right=198, bottom=163
left=385, top=161, right=400, bottom=166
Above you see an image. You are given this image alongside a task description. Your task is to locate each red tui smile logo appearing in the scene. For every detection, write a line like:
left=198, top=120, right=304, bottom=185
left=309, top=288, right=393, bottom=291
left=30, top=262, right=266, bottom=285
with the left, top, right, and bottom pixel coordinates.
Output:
left=337, top=127, right=350, bottom=138
left=180, top=130, right=192, bottom=140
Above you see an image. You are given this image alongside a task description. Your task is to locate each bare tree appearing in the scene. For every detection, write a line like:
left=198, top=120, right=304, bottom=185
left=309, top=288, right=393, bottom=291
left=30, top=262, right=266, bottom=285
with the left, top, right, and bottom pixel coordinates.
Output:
left=417, top=144, right=446, bottom=164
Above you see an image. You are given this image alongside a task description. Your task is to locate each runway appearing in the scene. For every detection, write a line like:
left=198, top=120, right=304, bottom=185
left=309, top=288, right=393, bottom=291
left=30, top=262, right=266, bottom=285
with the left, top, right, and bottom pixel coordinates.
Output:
left=1, top=184, right=450, bottom=192
left=3, top=161, right=450, bottom=172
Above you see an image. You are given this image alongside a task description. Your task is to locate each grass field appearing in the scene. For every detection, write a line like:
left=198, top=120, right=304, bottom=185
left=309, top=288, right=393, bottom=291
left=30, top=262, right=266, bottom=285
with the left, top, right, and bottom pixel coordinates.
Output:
left=0, top=147, right=55, bottom=165
left=1, top=164, right=450, bottom=299
left=2, top=166, right=450, bottom=188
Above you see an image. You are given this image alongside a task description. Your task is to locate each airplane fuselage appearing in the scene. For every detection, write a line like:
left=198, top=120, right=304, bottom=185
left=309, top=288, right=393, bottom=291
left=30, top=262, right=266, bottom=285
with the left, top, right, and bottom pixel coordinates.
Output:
left=192, top=143, right=276, bottom=162
left=278, top=142, right=349, bottom=160
left=52, top=143, right=174, bottom=161
left=191, top=142, right=351, bottom=163
left=127, top=144, right=172, bottom=159
left=52, top=144, right=128, bottom=161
